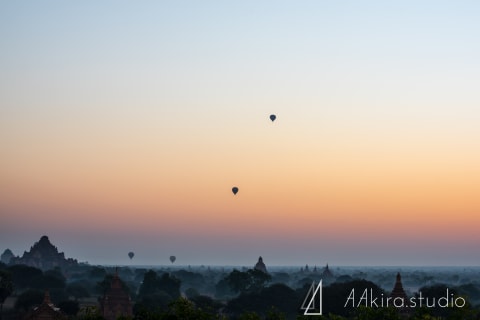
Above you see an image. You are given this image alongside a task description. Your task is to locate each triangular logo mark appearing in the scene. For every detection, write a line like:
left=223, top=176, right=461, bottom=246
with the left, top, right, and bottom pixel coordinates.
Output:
left=301, top=280, right=322, bottom=315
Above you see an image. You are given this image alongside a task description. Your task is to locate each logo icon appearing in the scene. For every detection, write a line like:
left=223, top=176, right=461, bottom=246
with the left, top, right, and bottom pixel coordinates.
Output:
left=301, top=280, right=323, bottom=315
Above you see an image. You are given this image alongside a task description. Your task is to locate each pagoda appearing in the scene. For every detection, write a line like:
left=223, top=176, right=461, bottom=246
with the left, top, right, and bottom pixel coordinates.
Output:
left=24, top=291, right=66, bottom=320
left=1, top=249, right=15, bottom=264
left=390, top=272, right=411, bottom=315
left=390, top=272, right=408, bottom=301
left=99, top=270, right=133, bottom=320
left=10, top=236, right=78, bottom=271
left=321, top=264, right=334, bottom=279
left=254, top=256, right=267, bottom=273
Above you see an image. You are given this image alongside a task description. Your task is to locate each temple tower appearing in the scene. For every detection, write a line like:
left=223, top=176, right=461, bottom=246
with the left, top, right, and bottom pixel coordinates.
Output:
left=99, top=270, right=133, bottom=320
left=254, top=256, right=267, bottom=273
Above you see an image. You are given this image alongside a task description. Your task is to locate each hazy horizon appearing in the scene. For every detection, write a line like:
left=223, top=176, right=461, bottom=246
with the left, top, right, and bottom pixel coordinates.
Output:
left=1, top=1, right=480, bottom=267
left=3, top=234, right=480, bottom=267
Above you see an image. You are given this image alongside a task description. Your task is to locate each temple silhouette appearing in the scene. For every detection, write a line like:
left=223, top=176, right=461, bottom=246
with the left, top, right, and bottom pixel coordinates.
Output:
left=254, top=256, right=267, bottom=273
left=99, top=269, right=133, bottom=320
left=390, top=272, right=411, bottom=317
left=390, top=272, right=408, bottom=302
left=24, top=291, right=66, bottom=320
left=9, top=236, right=78, bottom=271
left=321, top=264, right=334, bottom=279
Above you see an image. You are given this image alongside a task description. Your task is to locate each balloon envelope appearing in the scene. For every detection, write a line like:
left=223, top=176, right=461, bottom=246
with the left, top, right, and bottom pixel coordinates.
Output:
left=170, top=255, right=176, bottom=263
left=269, top=114, right=276, bottom=122
left=128, top=252, right=134, bottom=259
left=232, top=187, right=238, bottom=195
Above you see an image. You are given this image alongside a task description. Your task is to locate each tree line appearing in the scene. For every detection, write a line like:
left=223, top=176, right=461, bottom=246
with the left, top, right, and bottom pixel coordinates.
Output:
left=1, top=262, right=479, bottom=320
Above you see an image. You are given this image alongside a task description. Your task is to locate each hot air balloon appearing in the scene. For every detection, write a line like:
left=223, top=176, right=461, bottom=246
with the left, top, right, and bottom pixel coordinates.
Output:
left=269, top=114, right=276, bottom=122
left=170, top=255, right=176, bottom=264
left=232, top=187, right=238, bottom=195
left=128, top=252, right=134, bottom=259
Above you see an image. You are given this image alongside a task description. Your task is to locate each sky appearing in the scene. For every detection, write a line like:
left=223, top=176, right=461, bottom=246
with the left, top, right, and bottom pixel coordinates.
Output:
left=1, top=1, right=480, bottom=267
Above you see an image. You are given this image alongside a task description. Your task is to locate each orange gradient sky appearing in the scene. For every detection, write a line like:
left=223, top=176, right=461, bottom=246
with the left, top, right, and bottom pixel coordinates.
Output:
left=1, top=1, right=480, bottom=266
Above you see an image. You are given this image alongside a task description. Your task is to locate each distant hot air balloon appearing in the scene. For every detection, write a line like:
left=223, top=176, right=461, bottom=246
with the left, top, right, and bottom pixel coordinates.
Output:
left=232, top=187, right=238, bottom=195
left=128, top=252, right=134, bottom=259
left=269, top=114, right=276, bottom=122
left=170, top=255, right=176, bottom=264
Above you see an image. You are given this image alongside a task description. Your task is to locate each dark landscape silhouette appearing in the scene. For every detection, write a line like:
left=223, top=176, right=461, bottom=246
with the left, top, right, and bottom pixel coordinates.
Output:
left=1, top=236, right=480, bottom=320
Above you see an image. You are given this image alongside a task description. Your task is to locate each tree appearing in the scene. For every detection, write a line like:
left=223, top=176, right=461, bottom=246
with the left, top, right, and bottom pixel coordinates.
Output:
left=226, top=283, right=296, bottom=318
left=77, top=306, right=104, bottom=320
left=88, top=266, right=107, bottom=279
left=265, top=307, right=287, bottom=320
left=138, top=270, right=159, bottom=297
left=306, top=280, right=385, bottom=317
left=43, top=268, right=66, bottom=289
left=96, top=274, right=130, bottom=296
left=7, top=265, right=43, bottom=290
left=260, top=284, right=297, bottom=317
left=135, top=291, right=173, bottom=313
left=184, top=288, right=200, bottom=299
left=135, top=271, right=181, bottom=313
left=157, top=273, right=181, bottom=300
left=165, top=297, right=215, bottom=320
left=354, top=305, right=400, bottom=320
left=0, top=270, right=14, bottom=320
left=49, top=288, right=68, bottom=305
left=414, top=284, right=459, bottom=318
left=66, top=282, right=90, bottom=300
left=411, top=285, right=478, bottom=320
left=225, top=270, right=250, bottom=293
left=238, top=311, right=262, bottom=320
left=224, top=269, right=271, bottom=294
left=14, top=289, right=44, bottom=312
left=189, top=295, right=224, bottom=315
left=214, top=278, right=234, bottom=299
left=58, top=300, right=80, bottom=316
left=172, top=270, right=205, bottom=289
left=246, top=269, right=271, bottom=293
